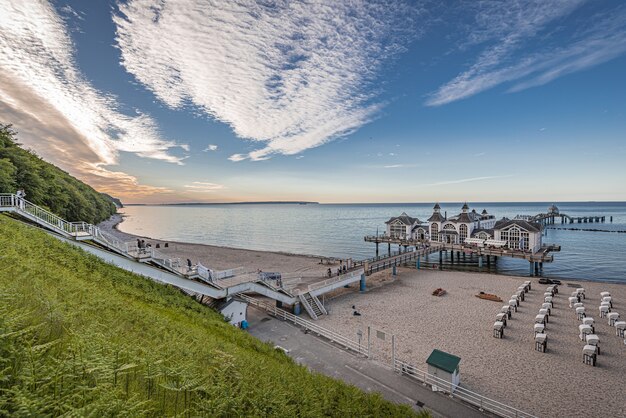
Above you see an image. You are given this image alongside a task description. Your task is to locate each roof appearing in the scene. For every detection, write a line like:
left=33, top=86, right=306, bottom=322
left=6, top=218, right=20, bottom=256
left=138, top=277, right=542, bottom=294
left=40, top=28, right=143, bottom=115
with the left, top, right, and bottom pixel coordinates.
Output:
left=385, top=212, right=419, bottom=225
left=481, top=209, right=488, bottom=214
left=433, top=203, right=441, bottom=210
left=471, top=228, right=494, bottom=237
left=426, top=349, right=461, bottom=374
left=427, top=212, right=445, bottom=222
left=461, top=202, right=469, bottom=210
left=411, top=224, right=429, bottom=232
left=494, top=218, right=542, bottom=233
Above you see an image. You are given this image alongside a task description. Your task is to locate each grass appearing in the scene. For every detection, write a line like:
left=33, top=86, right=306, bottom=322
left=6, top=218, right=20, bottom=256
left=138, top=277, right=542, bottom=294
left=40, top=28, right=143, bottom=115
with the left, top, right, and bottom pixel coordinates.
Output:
left=0, top=216, right=423, bottom=417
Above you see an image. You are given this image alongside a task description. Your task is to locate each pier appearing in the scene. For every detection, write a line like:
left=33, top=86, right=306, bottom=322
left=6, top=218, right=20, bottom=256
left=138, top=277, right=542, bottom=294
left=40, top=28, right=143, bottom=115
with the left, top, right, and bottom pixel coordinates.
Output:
left=517, top=205, right=608, bottom=225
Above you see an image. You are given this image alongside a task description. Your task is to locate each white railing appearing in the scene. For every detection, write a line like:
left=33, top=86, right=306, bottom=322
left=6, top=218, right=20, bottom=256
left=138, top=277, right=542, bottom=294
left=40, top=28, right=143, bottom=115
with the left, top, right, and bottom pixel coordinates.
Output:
left=214, top=267, right=246, bottom=280
left=301, top=270, right=362, bottom=294
left=150, top=248, right=184, bottom=273
left=0, top=193, right=16, bottom=207
left=242, top=296, right=368, bottom=356
left=393, top=359, right=535, bottom=418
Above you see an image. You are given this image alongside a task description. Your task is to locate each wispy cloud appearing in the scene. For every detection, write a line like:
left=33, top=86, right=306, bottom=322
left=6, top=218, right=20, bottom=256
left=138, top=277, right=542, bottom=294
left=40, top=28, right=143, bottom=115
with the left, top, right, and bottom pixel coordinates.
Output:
left=0, top=0, right=187, bottom=198
left=426, top=2, right=626, bottom=106
left=184, top=181, right=225, bottom=192
left=114, top=0, right=421, bottom=161
left=384, top=164, right=405, bottom=169
left=473, top=152, right=486, bottom=157
left=422, top=175, right=512, bottom=187
left=203, top=144, right=218, bottom=152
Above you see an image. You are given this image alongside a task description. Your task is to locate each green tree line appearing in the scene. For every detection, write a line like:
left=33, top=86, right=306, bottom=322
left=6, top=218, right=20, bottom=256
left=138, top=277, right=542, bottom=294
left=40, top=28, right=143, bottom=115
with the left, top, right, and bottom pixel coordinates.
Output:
left=0, top=216, right=424, bottom=417
left=0, top=124, right=117, bottom=224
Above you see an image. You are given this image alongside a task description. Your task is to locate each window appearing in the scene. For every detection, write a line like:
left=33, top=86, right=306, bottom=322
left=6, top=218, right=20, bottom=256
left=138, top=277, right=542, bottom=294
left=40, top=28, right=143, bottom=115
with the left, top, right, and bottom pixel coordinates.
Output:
left=431, top=223, right=439, bottom=242
left=459, top=224, right=468, bottom=243
left=389, top=222, right=405, bottom=238
left=443, top=223, right=456, bottom=231
left=508, top=227, right=520, bottom=249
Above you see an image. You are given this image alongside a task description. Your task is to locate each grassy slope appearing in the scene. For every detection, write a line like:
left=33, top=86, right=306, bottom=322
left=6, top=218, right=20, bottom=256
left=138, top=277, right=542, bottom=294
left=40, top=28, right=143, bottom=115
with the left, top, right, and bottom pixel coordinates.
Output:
left=0, top=216, right=420, bottom=417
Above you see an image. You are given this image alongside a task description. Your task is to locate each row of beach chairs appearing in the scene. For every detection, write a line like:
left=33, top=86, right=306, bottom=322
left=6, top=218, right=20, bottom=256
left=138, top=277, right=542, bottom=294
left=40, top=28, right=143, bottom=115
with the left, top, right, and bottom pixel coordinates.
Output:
left=493, top=281, right=532, bottom=339
left=534, top=284, right=557, bottom=352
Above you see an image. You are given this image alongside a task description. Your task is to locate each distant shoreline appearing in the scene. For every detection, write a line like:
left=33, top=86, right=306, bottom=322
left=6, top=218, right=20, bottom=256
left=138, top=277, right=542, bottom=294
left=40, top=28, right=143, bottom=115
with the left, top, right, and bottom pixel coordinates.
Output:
left=125, top=201, right=320, bottom=206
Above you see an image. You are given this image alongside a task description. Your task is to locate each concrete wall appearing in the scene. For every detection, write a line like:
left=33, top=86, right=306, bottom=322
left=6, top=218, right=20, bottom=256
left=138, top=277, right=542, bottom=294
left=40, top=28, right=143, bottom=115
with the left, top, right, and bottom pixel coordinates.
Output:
left=221, top=300, right=248, bottom=327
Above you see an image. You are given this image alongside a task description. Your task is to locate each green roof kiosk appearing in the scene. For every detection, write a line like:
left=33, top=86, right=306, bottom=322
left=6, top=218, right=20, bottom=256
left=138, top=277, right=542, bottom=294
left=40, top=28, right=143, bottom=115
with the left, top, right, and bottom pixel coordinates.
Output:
left=426, top=349, right=461, bottom=392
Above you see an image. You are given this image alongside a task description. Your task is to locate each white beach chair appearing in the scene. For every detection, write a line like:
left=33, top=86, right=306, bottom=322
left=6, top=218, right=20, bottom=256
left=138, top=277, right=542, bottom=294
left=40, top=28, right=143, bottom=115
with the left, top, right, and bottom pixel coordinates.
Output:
left=607, top=312, right=620, bottom=326
left=535, top=333, right=547, bottom=352
left=502, top=305, right=512, bottom=319
left=576, top=306, right=586, bottom=320
left=516, top=289, right=525, bottom=301
left=541, top=302, right=552, bottom=315
left=579, top=324, right=593, bottom=341
left=599, top=305, right=609, bottom=318
left=586, top=334, right=600, bottom=355
left=583, top=317, right=595, bottom=333
left=509, top=299, right=518, bottom=312
left=602, top=296, right=612, bottom=308
left=534, top=323, right=545, bottom=336
left=600, top=291, right=610, bottom=298
left=573, top=302, right=584, bottom=309
left=576, top=288, right=585, bottom=299
left=568, top=297, right=577, bottom=308
left=600, top=301, right=611, bottom=311
left=544, top=292, right=552, bottom=299
left=493, top=321, right=504, bottom=338
left=523, top=281, right=531, bottom=291
left=583, top=344, right=597, bottom=366
left=535, top=314, right=546, bottom=326
left=539, top=308, right=549, bottom=322
left=544, top=296, right=553, bottom=307
left=615, top=321, right=626, bottom=337
left=496, top=313, right=507, bottom=327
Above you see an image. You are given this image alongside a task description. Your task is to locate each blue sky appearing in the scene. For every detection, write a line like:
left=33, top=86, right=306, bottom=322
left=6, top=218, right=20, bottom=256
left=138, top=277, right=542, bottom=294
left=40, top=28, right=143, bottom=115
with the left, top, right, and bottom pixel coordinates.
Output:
left=1, top=0, right=625, bottom=203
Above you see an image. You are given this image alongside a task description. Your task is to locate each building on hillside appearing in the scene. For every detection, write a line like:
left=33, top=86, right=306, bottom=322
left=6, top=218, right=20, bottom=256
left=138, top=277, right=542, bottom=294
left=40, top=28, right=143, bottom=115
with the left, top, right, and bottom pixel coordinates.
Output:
left=216, top=298, right=248, bottom=328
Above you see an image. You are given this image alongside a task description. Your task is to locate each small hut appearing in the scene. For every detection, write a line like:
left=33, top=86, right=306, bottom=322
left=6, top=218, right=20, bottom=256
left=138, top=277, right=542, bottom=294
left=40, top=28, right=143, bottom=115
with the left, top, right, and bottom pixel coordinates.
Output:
left=426, top=349, right=461, bottom=392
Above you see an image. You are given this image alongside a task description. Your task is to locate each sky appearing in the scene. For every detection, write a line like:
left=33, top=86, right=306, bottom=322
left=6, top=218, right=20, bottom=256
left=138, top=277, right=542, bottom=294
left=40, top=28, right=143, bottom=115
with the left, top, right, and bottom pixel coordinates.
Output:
left=1, top=0, right=625, bottom=204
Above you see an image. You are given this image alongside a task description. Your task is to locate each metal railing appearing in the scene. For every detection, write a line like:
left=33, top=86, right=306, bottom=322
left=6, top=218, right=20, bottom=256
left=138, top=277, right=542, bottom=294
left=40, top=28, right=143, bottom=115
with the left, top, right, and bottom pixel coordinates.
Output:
left=242, top=296, right=368, bottom=356
left=393, top=359, right=535, bottom=418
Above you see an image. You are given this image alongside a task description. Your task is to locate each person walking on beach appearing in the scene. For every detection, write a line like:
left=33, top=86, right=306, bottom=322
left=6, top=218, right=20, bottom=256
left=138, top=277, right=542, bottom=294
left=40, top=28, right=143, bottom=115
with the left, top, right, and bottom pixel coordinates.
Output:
left=327, top=268, right=332, bottom=278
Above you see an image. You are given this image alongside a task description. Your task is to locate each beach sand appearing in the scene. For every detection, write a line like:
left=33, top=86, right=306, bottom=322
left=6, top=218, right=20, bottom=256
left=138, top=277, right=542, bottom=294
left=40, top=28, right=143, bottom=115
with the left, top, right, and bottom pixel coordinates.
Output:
left=99, top=214, right=332, bottom=277
left=316, top=269, right=626, bottom=417
left=100, top=214, right=626, bottom=416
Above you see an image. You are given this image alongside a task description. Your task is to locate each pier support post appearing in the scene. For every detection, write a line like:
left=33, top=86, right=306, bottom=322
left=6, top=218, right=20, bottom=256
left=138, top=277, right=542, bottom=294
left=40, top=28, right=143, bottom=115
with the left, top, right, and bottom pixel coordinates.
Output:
left=486, top=255, right=491, bottom=266
left=388, top=243, right=391, bottom=256
left=360, top=274, right=366, bottom=292
left=451, top=251, right=454, bottom=263
left=376, top=243, right=379, bottom=257
left=529, top=262, right=534, bottom=276
left=293, top=302, right=301, bottom=316
left=478, top=256, right=483, bottom=268
left=392, top=265, right=397, bottom=276
left=416, top=255, right=421, bottom=270
left=439, top=251, right=443, bottom=266
left=534, top=262, right=539, bottom=276
left=539, top=262, right=543, bottom=273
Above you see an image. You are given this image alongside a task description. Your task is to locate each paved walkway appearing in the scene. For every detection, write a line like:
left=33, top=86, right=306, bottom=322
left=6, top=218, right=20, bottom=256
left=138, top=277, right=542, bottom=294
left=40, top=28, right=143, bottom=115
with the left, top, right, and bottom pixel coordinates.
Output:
left=247, top=309, right=489, bottom=418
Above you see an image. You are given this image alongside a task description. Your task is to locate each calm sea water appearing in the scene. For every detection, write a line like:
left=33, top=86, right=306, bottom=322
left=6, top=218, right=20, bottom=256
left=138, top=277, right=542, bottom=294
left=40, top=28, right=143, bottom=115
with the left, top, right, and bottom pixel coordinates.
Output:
left=117, top=202, right=626, bottom=283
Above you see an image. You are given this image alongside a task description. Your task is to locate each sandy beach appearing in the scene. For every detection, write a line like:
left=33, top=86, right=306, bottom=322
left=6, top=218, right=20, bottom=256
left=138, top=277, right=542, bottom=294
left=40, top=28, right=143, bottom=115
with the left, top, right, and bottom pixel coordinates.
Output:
left=100, top=214, right=626, bottom=416
left=316, top=268, right=626, bottom=417
left=99, top=214, right=332, bottom=277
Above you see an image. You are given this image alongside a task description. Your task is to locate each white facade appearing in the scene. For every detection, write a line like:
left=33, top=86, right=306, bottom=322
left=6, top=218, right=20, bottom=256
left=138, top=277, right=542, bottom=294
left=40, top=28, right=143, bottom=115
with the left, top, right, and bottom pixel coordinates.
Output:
left=219, top=299, right=248, bottom=327
left=427, top=203, right=496, bottom=245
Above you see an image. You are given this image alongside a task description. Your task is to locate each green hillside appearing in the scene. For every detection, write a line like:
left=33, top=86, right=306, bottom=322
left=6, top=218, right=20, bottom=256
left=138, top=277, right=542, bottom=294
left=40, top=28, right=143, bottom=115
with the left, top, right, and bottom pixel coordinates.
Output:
left=0, top=216, right=420, bottom=417
left=0, top=124, right=117, bottom=224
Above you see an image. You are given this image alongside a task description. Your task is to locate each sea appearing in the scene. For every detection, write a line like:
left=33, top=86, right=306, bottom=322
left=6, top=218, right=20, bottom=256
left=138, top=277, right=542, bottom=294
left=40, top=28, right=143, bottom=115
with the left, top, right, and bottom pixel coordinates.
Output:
left=117, top=202, right=626, bottom=283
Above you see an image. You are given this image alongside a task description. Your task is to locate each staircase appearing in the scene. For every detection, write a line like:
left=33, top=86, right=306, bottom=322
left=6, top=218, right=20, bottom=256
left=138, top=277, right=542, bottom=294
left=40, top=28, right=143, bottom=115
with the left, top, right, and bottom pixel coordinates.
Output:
left=298, top=292, right=327, bottom=320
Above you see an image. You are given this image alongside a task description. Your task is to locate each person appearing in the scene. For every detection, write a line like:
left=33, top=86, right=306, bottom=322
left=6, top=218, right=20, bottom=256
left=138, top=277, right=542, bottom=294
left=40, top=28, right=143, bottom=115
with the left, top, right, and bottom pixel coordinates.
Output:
left=327, top=268, right=332, bottom=278
left=136, top=238, right=142, bottom=253
left=15, top=188, right=25, bottom=209
left=187, top=258, right=192, bottom=270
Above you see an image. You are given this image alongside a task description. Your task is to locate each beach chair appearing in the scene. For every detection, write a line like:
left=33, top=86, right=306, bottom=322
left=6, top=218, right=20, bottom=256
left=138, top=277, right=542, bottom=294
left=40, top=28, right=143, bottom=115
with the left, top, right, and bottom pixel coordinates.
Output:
left=496, top=313, right=507, bottom=327
left=576, top=307, right=586, bottom=320
left=579, top=324, right=593, bottom=341
left=582, top=317, right=595, bottom=333
left=602, top=296, right=612, bottom=308
left=615, top=321, right=626, bottom=337
left=599, top=305, right=609, bottom=318
left=523, top=281, right=531, bottom=291
left=573, top=302, right=584, bottom=309
left=493, top=321, right=504, bottom=338
left=582, top=345, right=597, bottom=366
left=544, top=296, right=553, bottom=307
left=516, top=289, right=525, bottom=301
left=541, top=302, right=552, bottom=315
left=600, top=291, right=611, bottom=298
left=607, top=312, right=620, bottom=326
left=586, top=334, right=600, bottom=355
left=511, top=295, right=520, bottom=306
left=539, top=308, right=549, bottom=322
left=502, top=305, right=512, bottom=319
left=568, top=297, right=577, bottom=308
left=576, top=288, right=585, bottom=300
left=509, top=299, right=518, bottom=312
left=535, top=314, right=546, bottom=326
left=534, top=323, right=545, bottom=336
left=535, top=333, right=547, bottom=352
left=600, top=301, right=611, bottom=312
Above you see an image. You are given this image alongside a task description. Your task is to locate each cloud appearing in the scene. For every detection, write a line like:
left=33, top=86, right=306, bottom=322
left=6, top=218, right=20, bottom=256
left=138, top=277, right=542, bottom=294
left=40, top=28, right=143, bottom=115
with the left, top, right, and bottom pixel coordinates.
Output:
left=473, top=152, right=486, bottom=157
left=384, top=164, right=404, bottom=168
left=203, top=144, right=218, bottom=152
left=114, top=0, right=421, bottom=161
left=426, top=2, right=626, bottom=106
left=0, top=0, right=186, bottom=199
left=183, top=181, right=225, bottom=192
